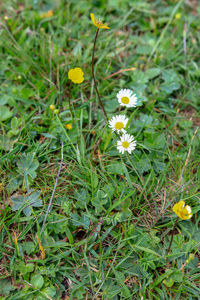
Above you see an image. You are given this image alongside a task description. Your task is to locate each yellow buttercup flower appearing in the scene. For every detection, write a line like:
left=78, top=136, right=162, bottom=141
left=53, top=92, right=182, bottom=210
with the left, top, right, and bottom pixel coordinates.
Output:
left=68, top=67, right=84, bottom=84
left=65, top=123, right=72, bottom=130
left=90, top=13, right=110, bottom=29
left=172, top=200, right=193, bottom=220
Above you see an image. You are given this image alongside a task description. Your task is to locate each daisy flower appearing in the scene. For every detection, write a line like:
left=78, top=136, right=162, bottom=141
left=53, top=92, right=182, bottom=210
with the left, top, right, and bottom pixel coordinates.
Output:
left=109, top=115, right=128, bottom=134
left=117, top=89, right=137, bottom=107
left=117, top=133, right=136, bottom=154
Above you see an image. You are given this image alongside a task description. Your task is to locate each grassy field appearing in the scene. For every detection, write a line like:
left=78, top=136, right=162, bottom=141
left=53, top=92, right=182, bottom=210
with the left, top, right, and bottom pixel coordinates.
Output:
left=0, top=0, right=200, bottom=299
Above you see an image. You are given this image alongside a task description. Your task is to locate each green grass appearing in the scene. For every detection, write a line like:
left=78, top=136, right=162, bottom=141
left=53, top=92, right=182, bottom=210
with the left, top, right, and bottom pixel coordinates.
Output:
left=0, top=0, right=200, bottom=299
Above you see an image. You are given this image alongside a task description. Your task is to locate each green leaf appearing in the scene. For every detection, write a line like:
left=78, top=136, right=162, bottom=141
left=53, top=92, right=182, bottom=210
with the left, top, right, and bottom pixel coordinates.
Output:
left=11, top=190, right=42, bottom=216
left=6, top=176, right=23, bottom=193
left=22, top=241, right=35, bottom=255
left=41, top=287, right=56, bottom=298
left=107, top=163, right=123, bottom=175
left=0, top=135, right=16, bottom=151
left=134, top=245, right=162, bottom=257
left=0, top=278, right=15, bottom=296
left=11, top=117, right=20, bottom=130
left=160, top=69, right=181, bottom=94
left=31, top=274, right=44, bottom=289
left=0, top=106, right=13, bottom=121
left=15, top=261, right=34, bottom=275
left=0, top=95, right=10, bottom=105
left=145, top=68, right=160, bottom=80
left=163, top=277, right=174, bottom=287
left=17, top=152, right=39, bottom=179
left=75, top=188, right=90, bottom=208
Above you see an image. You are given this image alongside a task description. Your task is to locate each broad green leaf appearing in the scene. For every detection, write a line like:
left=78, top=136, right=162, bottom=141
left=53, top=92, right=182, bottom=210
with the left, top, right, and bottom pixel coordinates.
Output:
left=145, top=68, right=160, bottom=80
left=107, top=163, right=123, bottom=175
left=0, top=95, right=10, bottom=105
left=0, top=278, right=15, bottom=296
left=17, top=152, right=39, bottom=179
left=0, top=106, right=13, bottom=121
left=31, top=274, right=44, bottom=289
left=0, top=135, right=16, bottom=151
left=11, top=190, right=42, bottom=216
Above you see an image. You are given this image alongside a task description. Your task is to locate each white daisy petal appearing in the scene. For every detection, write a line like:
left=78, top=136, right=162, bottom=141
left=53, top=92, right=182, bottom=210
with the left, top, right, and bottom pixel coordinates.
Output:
left=117, top=89, right=137, bottom=108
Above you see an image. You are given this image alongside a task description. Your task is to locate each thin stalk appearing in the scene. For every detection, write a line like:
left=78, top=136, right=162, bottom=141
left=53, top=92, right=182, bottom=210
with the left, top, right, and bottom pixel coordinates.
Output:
left=167, top=217, right=178, bottom=253
left=92, top=28, right=108, bottom=121
left=41, top=141, right=64, bottom=233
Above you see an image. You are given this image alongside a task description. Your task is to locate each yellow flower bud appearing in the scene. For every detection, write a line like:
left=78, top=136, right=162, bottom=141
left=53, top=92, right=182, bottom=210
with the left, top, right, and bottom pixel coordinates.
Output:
left=175, top=13, right=181, bottom=20
left=49, top=104, right=55, bottom=111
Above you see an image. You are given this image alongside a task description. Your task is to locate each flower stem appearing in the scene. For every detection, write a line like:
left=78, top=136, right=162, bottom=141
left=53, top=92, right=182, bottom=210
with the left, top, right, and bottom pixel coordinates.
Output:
left=92, top=28, right=108, bottom=121
left=167, top=217, right=178, bottom=253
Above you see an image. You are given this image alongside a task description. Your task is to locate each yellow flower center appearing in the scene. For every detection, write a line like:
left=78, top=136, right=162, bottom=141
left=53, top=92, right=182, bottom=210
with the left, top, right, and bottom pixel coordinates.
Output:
left=122, top=141, right=129, bottom=148
left=115, top=122, right=124, bottom=130
left=121, top=96, right=130, bottom=104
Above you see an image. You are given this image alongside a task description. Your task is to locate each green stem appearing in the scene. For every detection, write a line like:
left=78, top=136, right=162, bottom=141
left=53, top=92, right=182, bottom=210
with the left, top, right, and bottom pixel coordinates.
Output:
left=92, top=28, right=108, bottom=121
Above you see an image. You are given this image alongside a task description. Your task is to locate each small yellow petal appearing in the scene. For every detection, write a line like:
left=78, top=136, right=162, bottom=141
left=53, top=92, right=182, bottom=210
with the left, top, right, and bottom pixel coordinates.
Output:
left=99, top=24, right=110, bottom=29
left=90, top=13, right=96, bottom=26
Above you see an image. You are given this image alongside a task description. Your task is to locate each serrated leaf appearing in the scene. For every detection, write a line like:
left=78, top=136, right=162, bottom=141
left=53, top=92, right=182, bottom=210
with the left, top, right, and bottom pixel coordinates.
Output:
left=11, top=190, right=42, bottom=216
left=17, top=152, right=39, bottom=179
left=0, top=278, right=15, bottom=296
left=22, top=241, right=35, bottom=255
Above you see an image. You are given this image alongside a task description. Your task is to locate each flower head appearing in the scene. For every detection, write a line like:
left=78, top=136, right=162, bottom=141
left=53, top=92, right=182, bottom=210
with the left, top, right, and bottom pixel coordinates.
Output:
left=117, top=89, right=137, bottom=108
left=90, top=13, right=110, bottom=29
left=172, top=200, right=193, bottom=220
left=65, top=123, right=72, bottom=130
left=68, top=67, right=84, bottom=84
left=117, top=133, right=136, bottom=154
left=109, top=115, right=128, bottom=134
left=49, top=104, right=55, bottom=111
